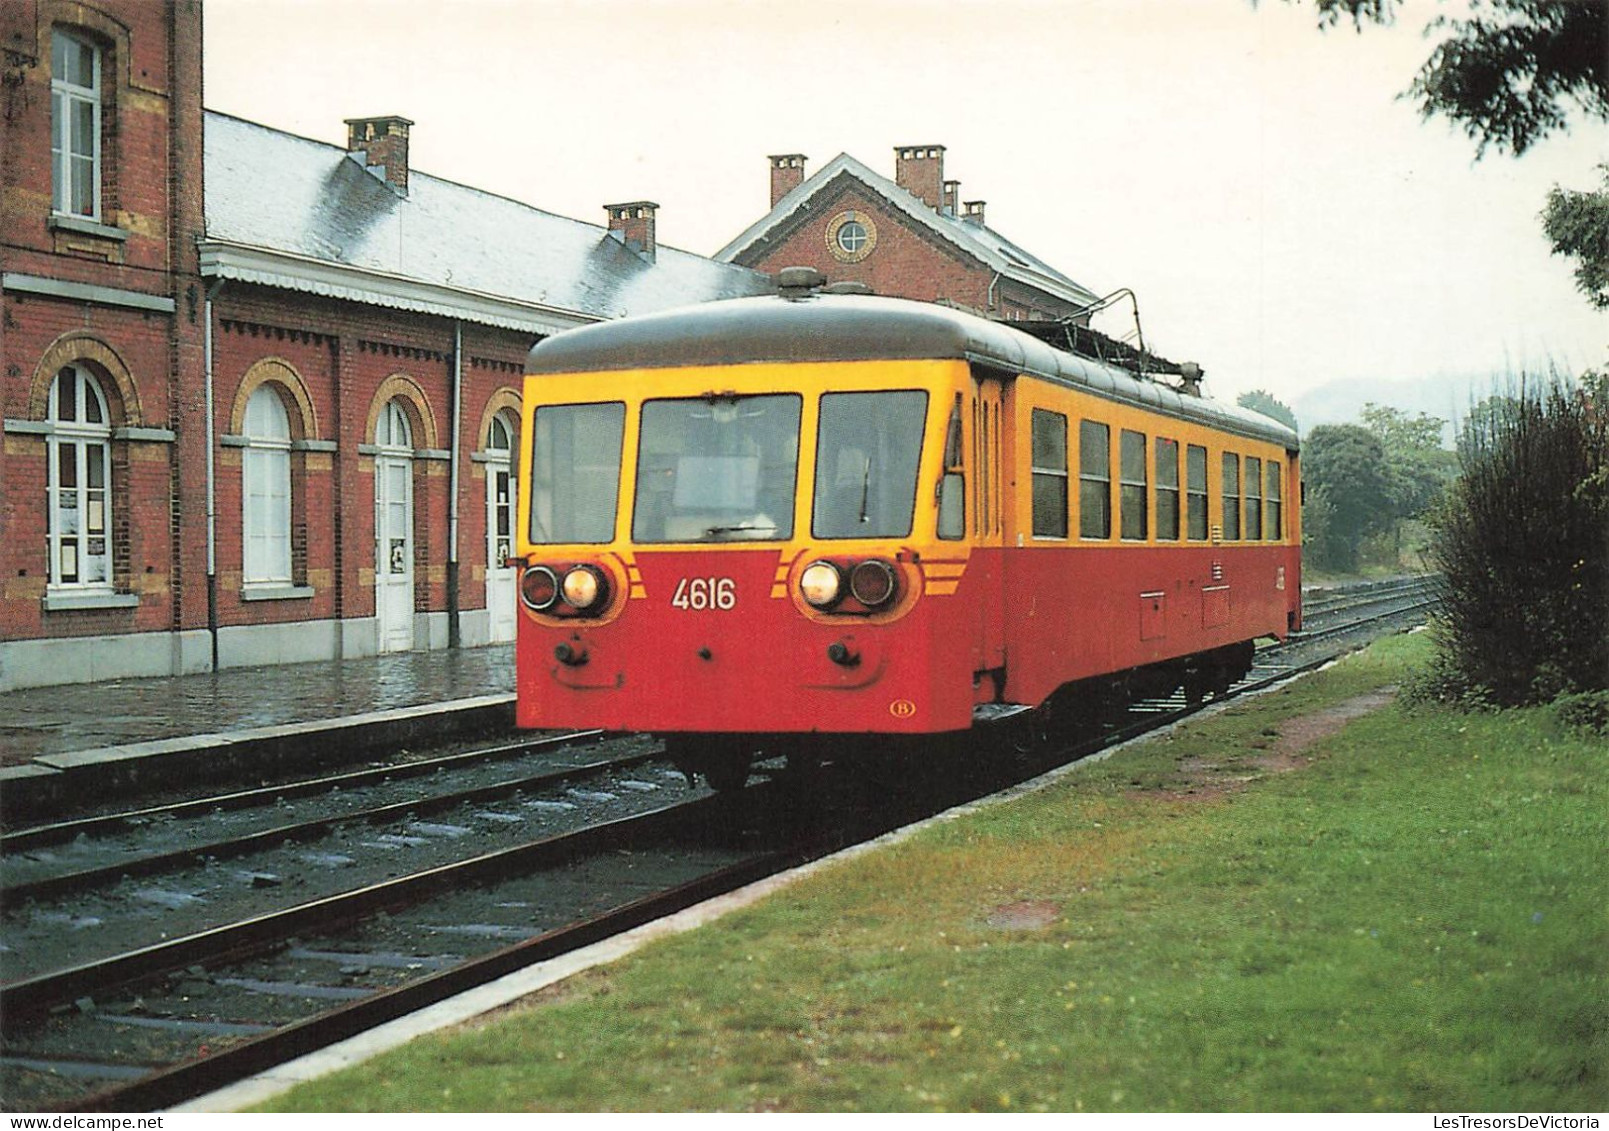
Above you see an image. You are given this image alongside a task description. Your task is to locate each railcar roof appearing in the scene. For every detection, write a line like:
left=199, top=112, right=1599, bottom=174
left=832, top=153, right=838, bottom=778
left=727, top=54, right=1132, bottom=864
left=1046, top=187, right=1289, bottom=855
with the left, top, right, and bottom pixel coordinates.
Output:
left=526, top=294, right=1299, bottom=450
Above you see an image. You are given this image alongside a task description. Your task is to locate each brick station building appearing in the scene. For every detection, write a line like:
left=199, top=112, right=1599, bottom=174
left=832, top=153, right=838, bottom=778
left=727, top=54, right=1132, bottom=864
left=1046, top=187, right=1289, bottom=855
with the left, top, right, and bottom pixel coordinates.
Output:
left=1, top=0, right=768, bottom=691
left=718, top=146, right=1102, bottom=323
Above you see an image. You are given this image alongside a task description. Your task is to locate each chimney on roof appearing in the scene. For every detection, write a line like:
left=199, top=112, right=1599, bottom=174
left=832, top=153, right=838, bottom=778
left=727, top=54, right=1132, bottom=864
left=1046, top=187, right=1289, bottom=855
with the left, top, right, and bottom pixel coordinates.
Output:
left=963, top=200, right=987, bottom=226
left=345, top=115, right=414, bottom=195
left=770, top=154, right=807, bottom=208
left=942, top=180, right=960, bottom=216
left=895, top=144, right=945, bottom=210
left=605, top=201, right=659, bottom=261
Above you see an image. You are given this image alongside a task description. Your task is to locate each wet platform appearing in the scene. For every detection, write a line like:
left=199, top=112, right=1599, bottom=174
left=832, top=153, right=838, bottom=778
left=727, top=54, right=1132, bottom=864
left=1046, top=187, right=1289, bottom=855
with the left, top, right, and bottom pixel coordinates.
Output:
left=0, top=645, right=516, bottom=819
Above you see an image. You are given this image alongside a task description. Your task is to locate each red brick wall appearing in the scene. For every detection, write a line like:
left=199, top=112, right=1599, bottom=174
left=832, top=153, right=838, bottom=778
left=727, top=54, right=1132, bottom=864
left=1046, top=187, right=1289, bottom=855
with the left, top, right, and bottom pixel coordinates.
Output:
left=208, top=286, right=535, bottom=631
left=740, top=185, right=994, bottom=314
left=1, top=0, right=205, bottom=647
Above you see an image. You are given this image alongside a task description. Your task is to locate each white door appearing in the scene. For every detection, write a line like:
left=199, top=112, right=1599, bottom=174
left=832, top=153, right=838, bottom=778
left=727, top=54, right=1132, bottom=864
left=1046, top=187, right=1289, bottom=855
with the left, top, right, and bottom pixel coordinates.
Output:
left=375, top=401, right=415, bottom=653
left=485, top=412, right=518, bottom=643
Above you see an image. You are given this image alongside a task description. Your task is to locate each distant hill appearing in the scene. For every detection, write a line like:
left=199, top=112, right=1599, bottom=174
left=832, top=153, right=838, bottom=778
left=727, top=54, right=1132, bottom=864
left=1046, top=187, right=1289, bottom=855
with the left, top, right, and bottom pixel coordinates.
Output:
left=1289, top=373, right=1503, bottom=447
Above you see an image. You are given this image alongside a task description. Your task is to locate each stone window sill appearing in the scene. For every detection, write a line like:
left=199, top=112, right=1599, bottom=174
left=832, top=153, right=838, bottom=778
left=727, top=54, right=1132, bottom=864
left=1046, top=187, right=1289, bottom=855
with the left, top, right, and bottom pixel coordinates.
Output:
left=241, top=584, right=315, bottom=602
left=43, top=590, right=139, bottom=612
left=48, top=214, right=129, bottom=242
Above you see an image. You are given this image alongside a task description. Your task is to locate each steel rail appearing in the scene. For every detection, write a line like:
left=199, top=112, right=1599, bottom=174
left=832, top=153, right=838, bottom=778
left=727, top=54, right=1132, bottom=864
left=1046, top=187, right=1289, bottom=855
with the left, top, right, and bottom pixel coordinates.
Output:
left=3, top=730, right=603, bottom=851
left=71, top=847, right=799, bottom=1112
left=2, top=748, right=655, bottom=906
left=0, top=790, right=735, bottom=1032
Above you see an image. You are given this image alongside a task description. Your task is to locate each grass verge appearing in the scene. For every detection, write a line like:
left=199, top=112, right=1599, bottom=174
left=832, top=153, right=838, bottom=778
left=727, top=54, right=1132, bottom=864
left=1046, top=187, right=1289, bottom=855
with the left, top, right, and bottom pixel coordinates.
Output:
left=258, top=633, right=1606, bottom=1112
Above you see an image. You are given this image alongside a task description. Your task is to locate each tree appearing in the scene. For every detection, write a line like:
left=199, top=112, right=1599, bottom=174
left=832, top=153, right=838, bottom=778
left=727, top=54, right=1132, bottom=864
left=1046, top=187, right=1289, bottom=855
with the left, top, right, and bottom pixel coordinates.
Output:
left=1300, top=423, right=1395, bottom=570
left=1284, top=0, right=1609, bottom=310
left=1237, top=389, right=1299, bottom=432
left=1542, top=164, right=1609, bottom=310
left=1293, top=0, right=1608, bottom=157
left=1359, top=402, right=1458, bottom=521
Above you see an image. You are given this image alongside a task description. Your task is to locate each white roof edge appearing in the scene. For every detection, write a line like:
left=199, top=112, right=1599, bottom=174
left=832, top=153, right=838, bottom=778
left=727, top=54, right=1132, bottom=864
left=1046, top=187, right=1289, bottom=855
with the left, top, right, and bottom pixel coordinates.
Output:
left=714, top=153, right=1100, bottom=309
left=197, top=241, right=600, bottom=337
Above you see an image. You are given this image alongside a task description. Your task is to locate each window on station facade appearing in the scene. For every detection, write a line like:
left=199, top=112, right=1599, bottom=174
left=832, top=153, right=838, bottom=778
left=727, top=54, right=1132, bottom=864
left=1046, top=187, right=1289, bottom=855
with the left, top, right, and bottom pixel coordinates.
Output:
left=487, top=411, right=517, bottom=565
left=242, top=386, right=293, bottom=586
left=47, top=364, right=113, bottom=589
left=51, top=30, right=101, bottom=219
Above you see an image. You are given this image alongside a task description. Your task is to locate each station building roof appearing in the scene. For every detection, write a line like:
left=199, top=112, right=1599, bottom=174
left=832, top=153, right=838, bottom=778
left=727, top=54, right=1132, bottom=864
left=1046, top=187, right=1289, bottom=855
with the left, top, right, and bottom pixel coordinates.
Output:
left=200, top=111, right=773, bottom=338
left=716, top=152, right=1101, bottom=312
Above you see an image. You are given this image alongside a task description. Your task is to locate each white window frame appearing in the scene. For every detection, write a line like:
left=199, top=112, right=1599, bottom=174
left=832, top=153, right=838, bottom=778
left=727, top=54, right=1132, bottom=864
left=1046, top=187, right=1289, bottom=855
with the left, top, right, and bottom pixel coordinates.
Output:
left=486, top=412, right=516, bottom=568
left=835, top=220, right=868, bottom=256
left=241, top=386, right=293, bottom=587
left=51, top=29, right=102, bottom=220
left=46, top=364, right=113, bottom=592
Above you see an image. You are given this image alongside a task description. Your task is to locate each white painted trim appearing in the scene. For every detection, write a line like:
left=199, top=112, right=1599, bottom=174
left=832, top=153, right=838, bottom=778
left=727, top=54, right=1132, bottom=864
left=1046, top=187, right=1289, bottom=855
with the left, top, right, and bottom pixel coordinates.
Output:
left=197, top=241, right=597, bottom=337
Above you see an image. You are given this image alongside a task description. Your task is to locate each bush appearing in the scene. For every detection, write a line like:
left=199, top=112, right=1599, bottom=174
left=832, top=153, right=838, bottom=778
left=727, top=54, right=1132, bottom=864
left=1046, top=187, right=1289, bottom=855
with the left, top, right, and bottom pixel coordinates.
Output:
left=1419, top=371, right=1608, bottom=707
left=1552, top=690, right=1609, bottom=738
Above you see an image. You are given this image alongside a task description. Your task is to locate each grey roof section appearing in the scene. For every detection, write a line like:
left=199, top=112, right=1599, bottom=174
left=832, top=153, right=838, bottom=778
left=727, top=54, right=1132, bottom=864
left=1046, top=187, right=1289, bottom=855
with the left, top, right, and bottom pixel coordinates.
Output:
left=527, top=292, right=1298, bottom=452
left=201, top=111, right=773, bottom=334
left=715, top=153, right=1102, bottom=310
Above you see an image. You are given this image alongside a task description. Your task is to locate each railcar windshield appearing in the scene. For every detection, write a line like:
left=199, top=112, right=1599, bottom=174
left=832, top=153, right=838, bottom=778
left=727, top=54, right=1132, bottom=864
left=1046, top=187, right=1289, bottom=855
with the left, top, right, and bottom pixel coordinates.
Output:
left=528, top=402, right=626, bottom=544
left=632, top=394, right=802, bottom=542
left=812, top=390, right=929, bottom=539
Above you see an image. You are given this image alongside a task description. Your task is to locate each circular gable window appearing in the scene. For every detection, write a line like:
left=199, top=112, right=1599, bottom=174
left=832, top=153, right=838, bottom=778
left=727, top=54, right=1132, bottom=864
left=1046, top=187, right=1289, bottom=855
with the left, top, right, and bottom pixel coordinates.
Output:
left=827, top=211, right=877, bottom=263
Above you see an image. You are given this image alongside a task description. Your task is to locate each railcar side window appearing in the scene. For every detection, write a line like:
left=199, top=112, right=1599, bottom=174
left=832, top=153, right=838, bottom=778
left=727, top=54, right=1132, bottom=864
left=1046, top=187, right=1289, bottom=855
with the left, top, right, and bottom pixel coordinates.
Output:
left=813, top=390, right=927, bottom=539
left=1030, top=409, right=1068, bottom=539
left=1245, top=456, right=1263, bottom=540
left=1156, top=438, right=1180, bottom=541
left=1119, top=430, right=1147, bottom=540
left=1078, top=420, right=1111, bottom=540
left=1221, top=452, right=1241, bottom=540
left=634, top=394, right=801, bottom=543
left=938, top=395, right=965, bottom=540
left=1186, top=444, right=1208, bottom=540
left=529, top=402, right=625, bottom=544
left=1267, top=461, right=1283, bottom=539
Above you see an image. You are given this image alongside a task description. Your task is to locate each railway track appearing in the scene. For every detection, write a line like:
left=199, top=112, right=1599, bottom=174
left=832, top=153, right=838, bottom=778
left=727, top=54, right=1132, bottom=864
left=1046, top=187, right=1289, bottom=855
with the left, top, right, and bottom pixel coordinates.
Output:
left=0, top=576, right=1439, bottom=1112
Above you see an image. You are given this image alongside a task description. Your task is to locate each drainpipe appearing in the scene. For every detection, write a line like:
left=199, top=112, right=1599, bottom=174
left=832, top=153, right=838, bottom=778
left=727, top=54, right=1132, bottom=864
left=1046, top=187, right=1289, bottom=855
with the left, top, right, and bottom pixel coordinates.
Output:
left=203, top=278, right=226, bottom=671
left=447, top=320, right=463, bottom=648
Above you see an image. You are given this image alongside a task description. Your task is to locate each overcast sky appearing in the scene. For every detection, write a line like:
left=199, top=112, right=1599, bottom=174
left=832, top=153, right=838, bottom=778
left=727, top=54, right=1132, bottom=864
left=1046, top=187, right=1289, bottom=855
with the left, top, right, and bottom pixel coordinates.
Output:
left=203, top=0, right=1606, bottom=425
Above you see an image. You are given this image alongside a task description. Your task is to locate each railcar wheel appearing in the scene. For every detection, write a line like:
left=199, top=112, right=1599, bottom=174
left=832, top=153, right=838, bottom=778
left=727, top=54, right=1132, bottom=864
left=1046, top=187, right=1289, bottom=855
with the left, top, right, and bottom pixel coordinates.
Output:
left=1182, top=665, right=1209, bottom=706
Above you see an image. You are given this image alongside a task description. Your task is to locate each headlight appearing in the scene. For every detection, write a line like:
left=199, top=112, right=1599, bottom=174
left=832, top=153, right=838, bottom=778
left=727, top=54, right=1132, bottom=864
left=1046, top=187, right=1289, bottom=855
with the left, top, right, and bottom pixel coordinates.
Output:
left=520, top=565, right=559, bottom=611
left=799, top=560, right=843, bottom=608
left=562, top=565, right=608, bottom=611
left=849, top=559, right=898, bottom=608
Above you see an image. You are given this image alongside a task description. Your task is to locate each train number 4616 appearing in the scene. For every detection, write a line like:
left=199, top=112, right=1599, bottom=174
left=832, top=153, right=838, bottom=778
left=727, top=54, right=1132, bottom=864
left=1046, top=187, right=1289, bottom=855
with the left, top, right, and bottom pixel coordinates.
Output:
left=670, top=576, right=737, bottom=611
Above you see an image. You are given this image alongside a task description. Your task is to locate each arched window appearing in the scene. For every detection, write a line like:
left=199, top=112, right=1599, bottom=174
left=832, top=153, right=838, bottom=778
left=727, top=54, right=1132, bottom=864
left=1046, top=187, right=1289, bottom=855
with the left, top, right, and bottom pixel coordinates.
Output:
left=242, top=385, right=292, bottom=586
left=47, top=364, right=112, bottom=588
left=377, top=399, right=413, bottom=450
left=486, top=411, right=517, bottom=565
left=51, top=30, right=102, bottom=219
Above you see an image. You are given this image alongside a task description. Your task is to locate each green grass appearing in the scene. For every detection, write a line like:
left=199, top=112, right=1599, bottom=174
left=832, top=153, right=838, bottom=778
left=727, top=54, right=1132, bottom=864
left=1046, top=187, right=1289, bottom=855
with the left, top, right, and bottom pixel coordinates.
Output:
left=259, top=633, right=1607, bottom=1112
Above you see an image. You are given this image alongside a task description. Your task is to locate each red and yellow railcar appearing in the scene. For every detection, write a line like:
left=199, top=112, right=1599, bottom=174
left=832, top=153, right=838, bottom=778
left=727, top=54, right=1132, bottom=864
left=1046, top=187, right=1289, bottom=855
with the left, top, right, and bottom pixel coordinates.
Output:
left=514, top=281, right=1300, bottom=787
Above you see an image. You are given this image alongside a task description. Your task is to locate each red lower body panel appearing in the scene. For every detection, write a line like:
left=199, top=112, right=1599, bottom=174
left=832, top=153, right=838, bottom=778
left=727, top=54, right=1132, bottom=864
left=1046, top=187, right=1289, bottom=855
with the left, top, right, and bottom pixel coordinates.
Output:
left=516, top=550, right=977, bottom=736
left=515, top=544, right=1301, bottom=736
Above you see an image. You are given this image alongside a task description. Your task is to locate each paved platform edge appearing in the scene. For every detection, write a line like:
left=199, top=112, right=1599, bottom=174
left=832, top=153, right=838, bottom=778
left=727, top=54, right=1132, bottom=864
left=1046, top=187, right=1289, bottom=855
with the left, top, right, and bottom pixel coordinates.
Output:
left=0, top=694, right=517, bottom=823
